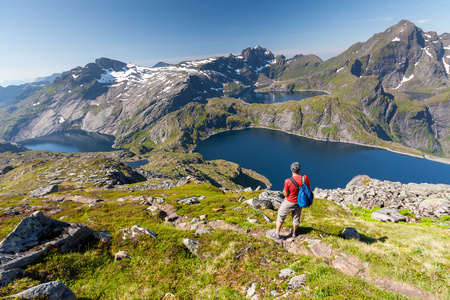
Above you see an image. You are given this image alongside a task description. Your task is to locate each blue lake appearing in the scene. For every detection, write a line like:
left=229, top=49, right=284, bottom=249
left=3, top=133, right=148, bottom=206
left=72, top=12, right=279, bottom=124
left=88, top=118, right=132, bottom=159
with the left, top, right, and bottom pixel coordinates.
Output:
left=236, top=90, right=327, bottom=104
left=195, top=128, right=450, bottom=190
left=18, top=130, right=116, bottom=153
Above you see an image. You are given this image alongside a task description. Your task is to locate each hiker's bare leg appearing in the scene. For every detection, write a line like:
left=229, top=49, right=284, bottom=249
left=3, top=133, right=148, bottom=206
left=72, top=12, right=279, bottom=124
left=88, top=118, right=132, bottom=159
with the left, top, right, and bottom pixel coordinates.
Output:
left=293, top=224, right=298, bottom=235
left=276, top=221, right=283, bottom=234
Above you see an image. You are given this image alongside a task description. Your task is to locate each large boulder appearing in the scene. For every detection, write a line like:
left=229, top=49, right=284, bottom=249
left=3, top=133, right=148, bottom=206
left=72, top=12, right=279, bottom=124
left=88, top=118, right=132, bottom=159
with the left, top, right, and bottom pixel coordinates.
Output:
left=371, top=208, right=408, bottom=222
left=31, top=185, right=58, bottom=197
left=0, top=211, right=69, bottom=255
left=0, top=212, right=94, bottom=272
left=9, top=281, right=77, bottom=300
left=0, top=268, right=24, bottom=287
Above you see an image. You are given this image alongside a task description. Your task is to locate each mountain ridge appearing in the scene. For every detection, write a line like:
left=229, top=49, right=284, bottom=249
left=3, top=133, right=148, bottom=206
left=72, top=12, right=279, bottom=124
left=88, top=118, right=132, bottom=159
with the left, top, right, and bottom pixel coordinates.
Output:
left=0, top=20, right=449, bottom=159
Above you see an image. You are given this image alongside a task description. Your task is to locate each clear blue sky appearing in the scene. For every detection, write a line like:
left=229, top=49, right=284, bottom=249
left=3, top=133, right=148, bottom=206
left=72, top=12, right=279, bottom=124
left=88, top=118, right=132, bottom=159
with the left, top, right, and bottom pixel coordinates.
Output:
left=1, top=0, right=449, bottom=85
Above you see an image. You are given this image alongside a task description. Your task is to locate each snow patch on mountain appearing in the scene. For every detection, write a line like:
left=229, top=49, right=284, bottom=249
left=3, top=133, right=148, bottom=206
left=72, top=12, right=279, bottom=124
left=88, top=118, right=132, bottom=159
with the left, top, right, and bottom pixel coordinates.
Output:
left=392, top=37, right=401, bottom=42
left=395, top=74, right=414, bottom=89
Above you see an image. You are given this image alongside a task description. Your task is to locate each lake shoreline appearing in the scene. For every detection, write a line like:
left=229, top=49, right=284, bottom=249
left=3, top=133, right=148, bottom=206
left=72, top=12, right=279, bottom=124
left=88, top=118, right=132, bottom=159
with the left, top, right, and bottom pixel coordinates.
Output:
left=194, top=125, right=450, bottom=166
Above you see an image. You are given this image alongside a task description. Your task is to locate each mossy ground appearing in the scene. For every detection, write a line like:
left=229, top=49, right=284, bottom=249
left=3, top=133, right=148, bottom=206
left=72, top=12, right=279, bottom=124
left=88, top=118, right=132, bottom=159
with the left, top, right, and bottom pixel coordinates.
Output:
left=1, top=182, right=449, bottom=299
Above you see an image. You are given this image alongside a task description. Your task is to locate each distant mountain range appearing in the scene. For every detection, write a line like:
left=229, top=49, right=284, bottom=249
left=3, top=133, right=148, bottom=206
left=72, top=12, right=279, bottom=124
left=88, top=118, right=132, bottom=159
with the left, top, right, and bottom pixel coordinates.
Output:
left=0, top=20, right=449, bottom=159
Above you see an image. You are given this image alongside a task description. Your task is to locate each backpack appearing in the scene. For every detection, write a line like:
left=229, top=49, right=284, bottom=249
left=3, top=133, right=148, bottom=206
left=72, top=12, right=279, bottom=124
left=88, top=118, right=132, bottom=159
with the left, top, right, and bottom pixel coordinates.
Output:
left=289, top=175, right=314, bottom=208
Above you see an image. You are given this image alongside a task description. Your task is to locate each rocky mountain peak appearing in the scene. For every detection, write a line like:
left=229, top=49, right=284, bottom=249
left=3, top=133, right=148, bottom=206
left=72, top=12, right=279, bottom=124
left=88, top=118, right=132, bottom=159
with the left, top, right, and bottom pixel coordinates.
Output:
left=240, top=46, right=274, bottom=68
left=94, top=57, right=127, bottom=72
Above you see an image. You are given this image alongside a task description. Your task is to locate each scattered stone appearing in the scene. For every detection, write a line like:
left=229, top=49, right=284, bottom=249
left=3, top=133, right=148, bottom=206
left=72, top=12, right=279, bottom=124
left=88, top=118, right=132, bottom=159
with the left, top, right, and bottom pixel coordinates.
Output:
left=260, top=212, right=273, bottom=223
left=115, top=250, right=131, bottom=261
left=212, top=207, right=224, bottom=212
left=288, top=274, right=306, bottom=289
left=162, top=293, right=176, bottom=300
left=195, top=229, right=210, bottom=235
left=332, top=256, right=361, bottom=276
left=243, top=187, right=253, bottom=192
left=190, top=221, right=206, bottom=230
left=118, top=225, right=157, bottom=240
left=247, top=217, right=258, bottom=223
left=371, top=208, right=408, bottom=223
left=178, top=197, right=200, bottom=205
left=30, top=185, right=58, bottom=197
left=182, top=238, right=200, bottom=258
left=246, top=282, right=257, bottom=298
left=279, top=268, right=295, bottom=278
left=8, top=280, right=77, bottom=300
left=156, top=197, right=165, bottom=204
left=340, top=227, right=360, bottom=240
left=0, top=165, right=14, bottom=175
left=258, top=190, right=284, bottom=210
left=269, top=290, right=280, bottom=297
left=316, top=175, right=450, bottom=219
left=250, top=198, right=274, bottom=210
left=93, top=231, right=111, bottom=245
left=191, top=217, right=200, bottom=223
left=165, top=213, right=179, bottom=222
left=308, top=240, right=332, bottom=258
left=0, top=268, right=25, bottom=288
left=199, top=214, right=207, bottom=220
left=146, top=206, right=160, bottom=212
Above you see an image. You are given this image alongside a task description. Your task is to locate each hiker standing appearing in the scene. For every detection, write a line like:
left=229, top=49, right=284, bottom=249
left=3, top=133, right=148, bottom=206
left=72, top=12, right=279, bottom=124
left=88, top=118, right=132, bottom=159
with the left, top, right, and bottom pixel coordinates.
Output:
left=271, top=162, right=311, bottom=239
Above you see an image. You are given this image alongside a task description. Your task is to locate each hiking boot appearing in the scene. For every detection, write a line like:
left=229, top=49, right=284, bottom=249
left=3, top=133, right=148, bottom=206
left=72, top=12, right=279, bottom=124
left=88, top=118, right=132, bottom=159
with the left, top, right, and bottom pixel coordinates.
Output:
left=270, top=232, right=281, bottom=239
left=291, top=230, right=297, bottom=238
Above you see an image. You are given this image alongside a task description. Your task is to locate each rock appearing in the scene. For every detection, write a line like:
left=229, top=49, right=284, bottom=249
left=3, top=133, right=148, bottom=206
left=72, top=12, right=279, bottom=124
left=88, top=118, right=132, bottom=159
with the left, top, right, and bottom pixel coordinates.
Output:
left=93, top=231, right=111, bottom=245
left=199, top=214, right=207, bottom=220
left=182, top=238, right=200, bottom=258
left=435, top=201, right=450, bottom=218
left=246, top=282, right=257, bottom=298
left=308, top=240, right=332, bottom=258
left=195, top=229, right=210, bottom=235
left=118, top=225, right=157, bottom=240
left=247, top=217, right=258, bottom=223
left=162, top=293, right=176, bottom=300
left=0, top=165, right=14, bottom=175
left=371, top=208, right=408, bottom=222
left=115, top=250, right=131, bottom=261
left=212, top=207, right=224, bottom=212
left=30, top=185, right=58, bottom=197
left=288, top=274, right=306, bottom=289
left=243, top=187, right=253, bottom=192
left=0, top=268, right=24, bottom=288
left=177, top=197, right=200, bottom=205
left=331, top=256, right=361, bottom=276
left=9, top=281, right=77, bottom=300
left=146, top=206, right=160, bottom=212
left=340, top=227, right=360, bottom=240
left=346, top=175, right=371, bottom=188
left=165, top=213, right=179, bottom=222
left=0, top=211, right=70, bottom=254
left=279, top=268, right=295, bottom=278
left=269, top=290, right=280, bottom=296
left=251, top=198, right=274, bottom=210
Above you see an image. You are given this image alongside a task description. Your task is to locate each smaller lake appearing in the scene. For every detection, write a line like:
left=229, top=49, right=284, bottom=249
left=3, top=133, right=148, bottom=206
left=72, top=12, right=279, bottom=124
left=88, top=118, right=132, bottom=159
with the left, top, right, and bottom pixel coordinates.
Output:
left=18, top=130, right=116, bottom=153
left=236, top=90, right=327, bottom=104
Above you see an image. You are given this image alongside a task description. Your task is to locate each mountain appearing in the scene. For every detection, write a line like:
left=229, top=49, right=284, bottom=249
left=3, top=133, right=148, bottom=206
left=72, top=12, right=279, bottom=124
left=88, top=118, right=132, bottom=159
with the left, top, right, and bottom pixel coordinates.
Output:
left=0, top=22, right=449, bottom=159
left=0, top=47, right=275, bottom=145
left=152, top=62, right=171, bottom=68
left=329, top=20, right=449, bottom=92
left=34, top=72, right=62, bottom=83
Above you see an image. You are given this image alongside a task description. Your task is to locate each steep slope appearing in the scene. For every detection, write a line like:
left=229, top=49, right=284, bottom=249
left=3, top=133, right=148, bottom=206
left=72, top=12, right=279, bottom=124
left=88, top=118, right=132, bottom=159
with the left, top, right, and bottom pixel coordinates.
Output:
left=328, top=20, right=450, bottom=93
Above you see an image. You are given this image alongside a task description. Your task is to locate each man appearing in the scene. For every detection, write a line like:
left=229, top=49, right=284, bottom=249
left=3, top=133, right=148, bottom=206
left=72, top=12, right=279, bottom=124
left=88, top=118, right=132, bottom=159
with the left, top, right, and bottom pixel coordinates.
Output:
left=271, top=162, right=311, bottom=239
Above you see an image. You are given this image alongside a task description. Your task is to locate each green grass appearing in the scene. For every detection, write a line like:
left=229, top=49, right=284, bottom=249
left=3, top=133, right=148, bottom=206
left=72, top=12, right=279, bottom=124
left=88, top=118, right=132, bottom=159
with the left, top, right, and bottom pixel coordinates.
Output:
left=1, top=189, right=449, bottom=299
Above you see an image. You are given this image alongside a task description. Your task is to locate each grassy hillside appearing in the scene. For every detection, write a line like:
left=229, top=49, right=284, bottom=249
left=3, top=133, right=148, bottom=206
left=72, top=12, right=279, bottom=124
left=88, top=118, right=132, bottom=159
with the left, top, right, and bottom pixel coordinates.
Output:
left=1, top=182, right=449, bottom=299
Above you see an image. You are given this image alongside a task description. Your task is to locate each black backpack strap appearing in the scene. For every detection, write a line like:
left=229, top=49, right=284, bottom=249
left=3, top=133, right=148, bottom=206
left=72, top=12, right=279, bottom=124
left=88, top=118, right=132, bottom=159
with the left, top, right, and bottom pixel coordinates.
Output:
left=289, top=177, right=300, bottom=188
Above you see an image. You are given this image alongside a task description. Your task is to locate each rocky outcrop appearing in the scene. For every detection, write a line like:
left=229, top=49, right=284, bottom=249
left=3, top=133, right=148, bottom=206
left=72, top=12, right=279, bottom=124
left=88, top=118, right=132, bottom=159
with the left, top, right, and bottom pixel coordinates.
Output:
left=8, top=281, right=77, bottom=300
left=314, top=175, right=450, bottom=219
left=0, top=212, right=94, bottom=273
